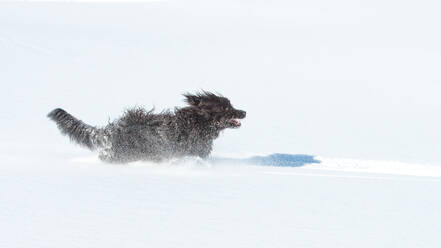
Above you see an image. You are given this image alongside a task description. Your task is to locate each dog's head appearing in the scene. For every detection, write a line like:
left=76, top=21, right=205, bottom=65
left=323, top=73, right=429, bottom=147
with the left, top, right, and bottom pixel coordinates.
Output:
left=183, top=91, right=246, bottom=129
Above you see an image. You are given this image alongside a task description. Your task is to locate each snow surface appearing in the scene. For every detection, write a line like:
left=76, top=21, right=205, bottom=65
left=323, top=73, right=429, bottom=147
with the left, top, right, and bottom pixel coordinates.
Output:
left=2, top=146, right=441, bottom=248
left=1, top=1, right=441, bottom=247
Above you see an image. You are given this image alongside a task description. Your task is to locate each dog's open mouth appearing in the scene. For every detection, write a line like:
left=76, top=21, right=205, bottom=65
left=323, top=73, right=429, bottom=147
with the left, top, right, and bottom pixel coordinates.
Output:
left=228, top=118, right=241, bottom=128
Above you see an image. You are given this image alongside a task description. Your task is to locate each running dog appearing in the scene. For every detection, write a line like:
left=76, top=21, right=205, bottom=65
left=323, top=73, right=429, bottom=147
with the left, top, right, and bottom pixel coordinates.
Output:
left=48, top=91, right=246, bottom=163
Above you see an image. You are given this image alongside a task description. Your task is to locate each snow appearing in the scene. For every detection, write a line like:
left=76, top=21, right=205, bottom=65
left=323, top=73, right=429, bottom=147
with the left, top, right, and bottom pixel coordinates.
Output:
left=1, top=1, right=441, bottom=247
left=2, top=149, right=441, bottom=248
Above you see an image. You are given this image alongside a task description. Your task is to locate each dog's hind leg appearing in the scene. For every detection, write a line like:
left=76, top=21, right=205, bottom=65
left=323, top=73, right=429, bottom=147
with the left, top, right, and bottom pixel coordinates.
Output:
left=97, top=135, right=118, bottom=162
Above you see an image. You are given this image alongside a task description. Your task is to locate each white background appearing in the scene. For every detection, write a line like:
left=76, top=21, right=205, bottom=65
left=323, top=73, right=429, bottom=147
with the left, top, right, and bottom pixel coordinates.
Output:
left=1, top=2, right=441, bottom=247
left=1, top=0, right=440, bottom=163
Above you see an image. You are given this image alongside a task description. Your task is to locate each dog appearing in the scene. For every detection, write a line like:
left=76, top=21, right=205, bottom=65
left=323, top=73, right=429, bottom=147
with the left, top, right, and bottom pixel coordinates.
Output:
left=48, top=91, right=246, bottom=163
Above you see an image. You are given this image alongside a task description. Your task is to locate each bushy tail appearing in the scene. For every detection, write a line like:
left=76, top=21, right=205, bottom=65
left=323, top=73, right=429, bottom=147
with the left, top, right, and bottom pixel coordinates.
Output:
left=47, top=108, right=101, bottom=150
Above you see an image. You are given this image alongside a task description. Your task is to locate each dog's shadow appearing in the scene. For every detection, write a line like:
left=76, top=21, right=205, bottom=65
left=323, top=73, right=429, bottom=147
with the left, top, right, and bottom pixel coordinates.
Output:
left=209, top=153, right=321, bottom=167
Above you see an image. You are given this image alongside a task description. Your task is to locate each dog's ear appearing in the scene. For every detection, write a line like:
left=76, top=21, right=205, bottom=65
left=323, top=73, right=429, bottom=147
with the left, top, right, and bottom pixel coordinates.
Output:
left=183, top=94, right=201, bottom=106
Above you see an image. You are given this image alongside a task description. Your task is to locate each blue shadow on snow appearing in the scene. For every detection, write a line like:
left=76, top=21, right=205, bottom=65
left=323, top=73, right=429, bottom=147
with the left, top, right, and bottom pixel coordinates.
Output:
left=209, top=153, right=321, bottom=167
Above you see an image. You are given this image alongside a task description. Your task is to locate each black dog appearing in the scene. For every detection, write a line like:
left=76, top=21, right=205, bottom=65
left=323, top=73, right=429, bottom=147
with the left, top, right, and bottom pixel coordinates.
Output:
left=48, top=91, right=246, bottom=163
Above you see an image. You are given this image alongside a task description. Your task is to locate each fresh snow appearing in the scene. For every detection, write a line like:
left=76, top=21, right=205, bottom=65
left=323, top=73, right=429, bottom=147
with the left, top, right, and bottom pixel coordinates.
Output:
left=1, top=1, right=441, bottom=247
left=2, top=146, right=441, bottom=247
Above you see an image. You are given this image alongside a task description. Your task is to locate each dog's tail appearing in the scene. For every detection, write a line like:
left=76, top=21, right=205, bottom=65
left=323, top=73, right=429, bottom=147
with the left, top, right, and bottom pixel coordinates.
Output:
left=47, top=108, right=102, bottom=150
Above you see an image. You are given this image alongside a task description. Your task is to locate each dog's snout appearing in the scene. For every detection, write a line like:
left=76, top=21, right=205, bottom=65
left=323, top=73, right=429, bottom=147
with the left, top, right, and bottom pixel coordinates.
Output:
left=237, top=110, right=246, bottom=118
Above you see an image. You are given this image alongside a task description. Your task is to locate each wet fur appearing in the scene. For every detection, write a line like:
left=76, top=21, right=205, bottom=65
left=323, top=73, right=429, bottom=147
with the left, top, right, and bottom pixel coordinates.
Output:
left=48, top=92, right=246, bottom=163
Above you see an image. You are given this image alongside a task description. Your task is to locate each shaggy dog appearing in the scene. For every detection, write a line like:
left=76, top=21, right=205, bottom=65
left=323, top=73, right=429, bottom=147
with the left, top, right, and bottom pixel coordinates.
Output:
left=48, top=91, right=246, bottom=163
